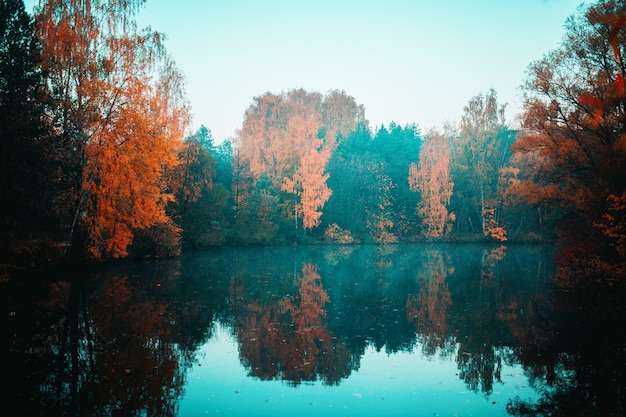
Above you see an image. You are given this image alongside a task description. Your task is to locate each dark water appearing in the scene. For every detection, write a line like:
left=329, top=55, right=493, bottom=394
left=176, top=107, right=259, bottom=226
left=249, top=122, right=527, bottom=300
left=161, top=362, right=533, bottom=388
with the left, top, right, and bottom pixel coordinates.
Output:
left=1, top=244, right=624, bottom=416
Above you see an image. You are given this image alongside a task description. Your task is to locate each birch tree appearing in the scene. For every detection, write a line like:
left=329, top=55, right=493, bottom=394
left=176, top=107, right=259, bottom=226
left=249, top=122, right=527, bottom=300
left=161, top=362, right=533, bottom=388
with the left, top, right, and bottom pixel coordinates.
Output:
left=454, top=89, right=509, bottom=241
left=408, top=130, right=454, bottom=238
left=281, top=115, right=331, bottom=230
left=36, top=0, right=189, bottom=258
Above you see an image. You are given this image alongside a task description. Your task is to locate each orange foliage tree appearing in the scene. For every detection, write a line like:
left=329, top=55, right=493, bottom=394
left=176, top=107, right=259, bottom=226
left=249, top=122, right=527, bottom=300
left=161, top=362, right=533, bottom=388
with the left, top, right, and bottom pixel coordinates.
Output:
left=238, top=89, right=322, bottom=187
left=408, top=130, right=454, bottom=239
left=237, top=89, right=364, bottom=236
left=36, top=0, right=189, bottom=259
left=281, top=115, right=332, bottom=230
left=321, top=89, right=367, bottom=153
left=512, top=0, right=626, bottom=277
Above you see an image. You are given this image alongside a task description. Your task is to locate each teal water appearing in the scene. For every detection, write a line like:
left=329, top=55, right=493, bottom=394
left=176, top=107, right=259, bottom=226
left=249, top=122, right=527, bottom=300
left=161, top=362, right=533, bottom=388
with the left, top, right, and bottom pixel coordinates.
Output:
left=2, top=244, right=623, bottom=416
left=178, top=323, right=535, bottom=417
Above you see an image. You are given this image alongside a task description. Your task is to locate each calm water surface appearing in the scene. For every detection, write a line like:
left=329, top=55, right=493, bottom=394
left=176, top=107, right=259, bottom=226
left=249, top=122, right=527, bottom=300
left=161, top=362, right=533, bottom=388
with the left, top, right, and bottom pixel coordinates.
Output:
left=1, top=244, right=624, bottom=416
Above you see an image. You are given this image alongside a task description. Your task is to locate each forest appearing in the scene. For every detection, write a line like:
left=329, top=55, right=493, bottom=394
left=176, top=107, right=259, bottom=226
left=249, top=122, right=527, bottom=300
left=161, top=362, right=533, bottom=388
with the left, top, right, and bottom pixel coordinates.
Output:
left=2, top=0, right=626, bottom=287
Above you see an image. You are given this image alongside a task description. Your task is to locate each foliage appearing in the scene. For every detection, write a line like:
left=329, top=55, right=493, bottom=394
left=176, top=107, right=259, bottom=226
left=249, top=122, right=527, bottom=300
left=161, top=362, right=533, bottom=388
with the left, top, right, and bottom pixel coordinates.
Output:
left=371, top=122, right=423, bottom=237
left=366, top=162, right=398, bottom=244
left=323, top=122, right=377, bottom=240
left=594, top=192, right=626, bottom=252
left=237, top=89, right=365, bottom=239
left=233, top=174, right=282, bottom=244
left=36, top=0, right=189, bottom=259
left=452, top=89, right=512, bottom=240
left=324, top=223, right=359, bottom=244
left=280, top=114, right=331, bottom=230
left=321, top=89, right=367, bottom=152
left=8, top=0, right=626, bottom=270
left=169, top=126, right=229, bottom=247
left=408, top=130, right=454, bottom=239
left=512, top=0, right=626, bottom=283
left=129, top=217, right=182, bottom=258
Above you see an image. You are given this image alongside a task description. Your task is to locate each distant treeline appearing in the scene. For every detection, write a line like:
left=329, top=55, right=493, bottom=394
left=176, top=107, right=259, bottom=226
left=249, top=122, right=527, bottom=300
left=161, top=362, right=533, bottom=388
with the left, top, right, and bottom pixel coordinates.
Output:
left=1, top=0, right=625, bottom=286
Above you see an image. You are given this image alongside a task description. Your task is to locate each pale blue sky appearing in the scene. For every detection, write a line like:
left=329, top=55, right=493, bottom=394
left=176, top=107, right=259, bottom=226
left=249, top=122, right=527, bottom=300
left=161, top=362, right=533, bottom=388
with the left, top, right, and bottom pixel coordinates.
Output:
left=26, top=0, right=584, bottom=142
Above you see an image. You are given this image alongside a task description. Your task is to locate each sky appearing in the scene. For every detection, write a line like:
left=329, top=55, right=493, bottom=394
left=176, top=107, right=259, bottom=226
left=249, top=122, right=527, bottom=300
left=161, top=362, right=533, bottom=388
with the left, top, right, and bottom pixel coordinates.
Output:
left=26, top=0, right=584, bottom=142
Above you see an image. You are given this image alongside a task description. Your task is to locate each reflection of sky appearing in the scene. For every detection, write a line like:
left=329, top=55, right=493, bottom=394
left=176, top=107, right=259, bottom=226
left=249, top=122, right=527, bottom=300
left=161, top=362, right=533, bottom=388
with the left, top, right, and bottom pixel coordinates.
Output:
left=178, top=323, right=537, bottom=416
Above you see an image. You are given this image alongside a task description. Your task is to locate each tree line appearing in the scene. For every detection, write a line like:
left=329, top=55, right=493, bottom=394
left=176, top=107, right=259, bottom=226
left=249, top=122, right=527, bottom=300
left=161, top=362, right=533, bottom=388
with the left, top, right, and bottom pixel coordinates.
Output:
left=2, top=0, right=626, bottom=285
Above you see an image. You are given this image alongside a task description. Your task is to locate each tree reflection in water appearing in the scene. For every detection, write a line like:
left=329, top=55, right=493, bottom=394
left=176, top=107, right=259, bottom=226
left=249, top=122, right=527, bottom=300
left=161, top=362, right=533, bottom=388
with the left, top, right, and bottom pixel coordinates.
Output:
left=506, top=259, right=626, bottom=417
left=0, top=257, right=225, bottom=416
left=1, top=271, right=186, bottom=416
left=406, top=248, right=452, bottom=356
left=1, top=244, right=624, bottom=416
left=225, top=244, right=558, bottom=397
left=237, top=263, right=351, bottom=386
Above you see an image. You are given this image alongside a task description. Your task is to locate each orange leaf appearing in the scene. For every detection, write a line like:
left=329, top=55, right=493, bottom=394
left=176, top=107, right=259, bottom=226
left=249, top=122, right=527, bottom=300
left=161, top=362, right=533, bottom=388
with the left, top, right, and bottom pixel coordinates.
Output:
left=579, top=94, right=603, bottom=128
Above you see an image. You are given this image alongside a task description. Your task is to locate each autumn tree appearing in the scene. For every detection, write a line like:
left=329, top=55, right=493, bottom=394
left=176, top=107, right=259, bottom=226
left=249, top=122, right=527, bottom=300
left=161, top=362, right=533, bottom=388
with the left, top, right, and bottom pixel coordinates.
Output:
left=237, top=89, right=366, bottom=240
left=279, top=263, right=334, bottom=384
left=408, top=130, right=454, bottom=239
left=238, top=89, right=322, bottom=187
left=512, top=0, right=626, bottom=279
left=236, top=262, right=345, bottom=386
left=497, top=151, right=557, bottom=241
left=281, top=115, right=332, bottom=231
left=36, top=0, right=189, bottom=259
left=321, top=89, right=367, bottom=153
left=453, top=89, right=511, bottom=241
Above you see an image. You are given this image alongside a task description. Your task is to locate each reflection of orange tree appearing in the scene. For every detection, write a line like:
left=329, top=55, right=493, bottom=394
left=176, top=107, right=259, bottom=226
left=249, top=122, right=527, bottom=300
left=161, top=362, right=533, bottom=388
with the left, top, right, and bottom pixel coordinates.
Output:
left=480, top=245, right=507, bottom=280
left=406, top=249, right=453, bottom=355
left=510, top=1, right=626, bottom=287
left=373, top=244, right=397, bottom=270
left=18, top=276, right=184, bottom=416
left=86, top=276, right=184, bottom=415
left=238, top=301, right=285, bottom=381
left=237, top=263, right=351, bottom=385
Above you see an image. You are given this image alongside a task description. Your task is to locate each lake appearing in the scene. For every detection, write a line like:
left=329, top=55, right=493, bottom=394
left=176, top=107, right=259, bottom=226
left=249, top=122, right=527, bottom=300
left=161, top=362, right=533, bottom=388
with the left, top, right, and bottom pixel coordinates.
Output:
left=1, top=244, right=624, bottom=416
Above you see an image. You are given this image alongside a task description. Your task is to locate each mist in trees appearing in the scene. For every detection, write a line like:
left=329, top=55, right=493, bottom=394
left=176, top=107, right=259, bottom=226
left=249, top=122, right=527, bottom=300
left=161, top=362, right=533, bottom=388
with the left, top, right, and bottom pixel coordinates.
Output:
left=2, top=0, right=626, bottom=290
